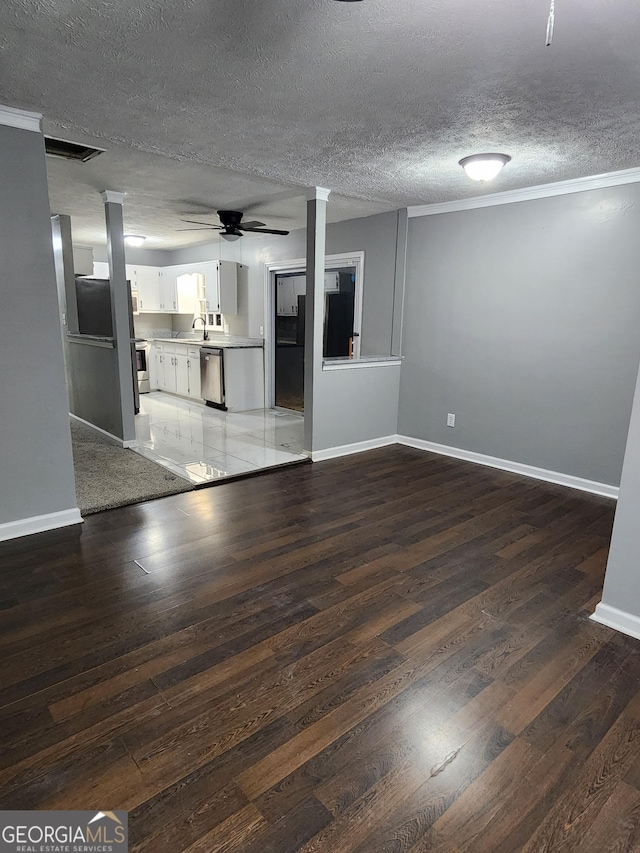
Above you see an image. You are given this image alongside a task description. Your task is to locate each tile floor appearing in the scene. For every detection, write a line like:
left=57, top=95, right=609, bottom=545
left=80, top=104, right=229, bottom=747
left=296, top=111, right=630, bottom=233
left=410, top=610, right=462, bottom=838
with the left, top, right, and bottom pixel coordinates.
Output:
left=134, top=392, right=307, bottom=485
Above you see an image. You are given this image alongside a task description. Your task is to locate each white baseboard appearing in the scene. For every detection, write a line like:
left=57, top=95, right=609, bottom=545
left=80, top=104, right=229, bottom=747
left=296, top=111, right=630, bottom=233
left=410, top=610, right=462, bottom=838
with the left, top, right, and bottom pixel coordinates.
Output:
left=0, top=507, right=83, bottom=543
left=396, top=435, right=619, bottom=499
left=591, top=603, right=640, bottom=641
left=70, top=413, right=138, bottom=449
left=311, top=435, right=397, bottom=462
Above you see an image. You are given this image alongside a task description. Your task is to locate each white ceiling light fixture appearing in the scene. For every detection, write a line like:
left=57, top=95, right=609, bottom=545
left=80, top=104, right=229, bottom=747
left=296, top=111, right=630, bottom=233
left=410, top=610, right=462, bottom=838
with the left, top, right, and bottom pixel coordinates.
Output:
left=220, top=230, right=241, bottom=242
left=459, top=153, right=511, bottom=182
left=124, top=234, right=146, bottom=247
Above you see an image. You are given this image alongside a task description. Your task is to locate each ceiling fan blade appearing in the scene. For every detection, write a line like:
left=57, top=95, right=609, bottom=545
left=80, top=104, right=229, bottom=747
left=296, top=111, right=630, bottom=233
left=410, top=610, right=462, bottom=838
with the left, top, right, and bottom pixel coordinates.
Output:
left=241, top=226, right=290, bottom=236
left=239, top=220, right=265, bottom=229
left=176, top=227, right=220, bottom=231
left=180, top=219, right=222, bottom=228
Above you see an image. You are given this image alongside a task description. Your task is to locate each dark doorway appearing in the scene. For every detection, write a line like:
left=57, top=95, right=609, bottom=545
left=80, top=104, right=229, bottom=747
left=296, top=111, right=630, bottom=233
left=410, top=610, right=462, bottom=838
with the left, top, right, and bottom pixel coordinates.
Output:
left=273, top=267, right=358, bottom=412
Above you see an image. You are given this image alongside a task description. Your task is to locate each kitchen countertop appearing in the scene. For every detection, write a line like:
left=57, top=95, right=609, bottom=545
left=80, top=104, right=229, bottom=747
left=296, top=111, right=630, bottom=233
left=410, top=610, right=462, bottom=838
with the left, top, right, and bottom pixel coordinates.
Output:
left=147, top=336, right=263, bottom=349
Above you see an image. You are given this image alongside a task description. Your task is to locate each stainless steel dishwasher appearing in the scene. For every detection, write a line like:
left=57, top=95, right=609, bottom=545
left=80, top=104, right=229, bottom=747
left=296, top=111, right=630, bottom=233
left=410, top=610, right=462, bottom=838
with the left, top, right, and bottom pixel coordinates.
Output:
left=200, top=347, right=226, bottom=409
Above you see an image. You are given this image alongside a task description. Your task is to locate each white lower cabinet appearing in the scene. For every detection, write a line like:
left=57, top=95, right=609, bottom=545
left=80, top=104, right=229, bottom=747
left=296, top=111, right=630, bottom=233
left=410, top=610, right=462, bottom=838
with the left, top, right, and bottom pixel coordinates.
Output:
left=187, top=348, right=201, bottom=399
left=150, top=343, right=202, bottom=400
left=162, top=346, right=178, bottom=394
left=152, top=346, right=165, bottom=390
left=149, top=341, right=263, bottom=408
left=175, top=350, right=190, bottom=397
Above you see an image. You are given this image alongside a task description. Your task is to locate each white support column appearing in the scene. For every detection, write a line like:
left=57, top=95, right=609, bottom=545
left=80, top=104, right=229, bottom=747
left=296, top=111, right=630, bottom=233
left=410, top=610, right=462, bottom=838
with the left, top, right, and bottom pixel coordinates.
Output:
left=391, top=209, right=409, bottom=357
left=592, top=359, right=640, bottom=640
left=304, top=187, right=331, bottom=455
left=101, top=190, right=137, bottom=444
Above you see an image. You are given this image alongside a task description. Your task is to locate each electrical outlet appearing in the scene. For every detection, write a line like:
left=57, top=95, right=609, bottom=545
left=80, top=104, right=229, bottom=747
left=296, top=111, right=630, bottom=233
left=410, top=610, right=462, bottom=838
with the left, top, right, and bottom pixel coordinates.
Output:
left=447, top=413, right=456, bottom=427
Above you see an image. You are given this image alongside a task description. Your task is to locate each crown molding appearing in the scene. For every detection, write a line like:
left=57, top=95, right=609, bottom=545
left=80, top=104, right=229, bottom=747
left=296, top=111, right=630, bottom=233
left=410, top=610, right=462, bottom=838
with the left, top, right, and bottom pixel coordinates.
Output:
left=100, top=190, right=126, bottom=205
left=407, top=166, right=640, bottom=218
left=0, top=104, right=42, bottom=133
left=306, top=187, right=331, bottom=203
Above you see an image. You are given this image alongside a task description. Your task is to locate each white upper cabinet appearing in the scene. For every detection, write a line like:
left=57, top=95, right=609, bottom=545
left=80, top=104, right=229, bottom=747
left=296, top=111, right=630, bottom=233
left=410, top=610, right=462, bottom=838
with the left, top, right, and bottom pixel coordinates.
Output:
left=159, top=269, right=178, bottom=312
left=201, top=261, right=238, bottom=315
left=131, top=267, right=162, bottom=312
left=276, top=272, right=338, bottom=316
left=91, top=260, right=240, bottom=316
left=324, top=271, right=340, bottom=292
left=277, top=278, right=297, bottom=316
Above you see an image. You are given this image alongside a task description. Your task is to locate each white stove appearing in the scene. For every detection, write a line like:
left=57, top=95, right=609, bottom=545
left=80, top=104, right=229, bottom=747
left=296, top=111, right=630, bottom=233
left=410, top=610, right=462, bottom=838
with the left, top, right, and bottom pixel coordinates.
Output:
left=135, top=340, right=150, bottom=394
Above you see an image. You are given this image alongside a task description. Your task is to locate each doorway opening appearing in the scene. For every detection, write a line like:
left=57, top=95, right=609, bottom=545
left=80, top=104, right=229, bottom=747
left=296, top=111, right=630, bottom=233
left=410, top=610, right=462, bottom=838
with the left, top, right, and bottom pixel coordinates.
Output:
left=268, top=252, right=364, bottom=413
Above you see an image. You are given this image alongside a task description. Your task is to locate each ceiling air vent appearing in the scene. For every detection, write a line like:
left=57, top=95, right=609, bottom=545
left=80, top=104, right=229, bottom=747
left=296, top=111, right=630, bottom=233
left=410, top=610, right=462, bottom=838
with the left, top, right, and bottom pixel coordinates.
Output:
left=44, top=135, right=105, bottom=162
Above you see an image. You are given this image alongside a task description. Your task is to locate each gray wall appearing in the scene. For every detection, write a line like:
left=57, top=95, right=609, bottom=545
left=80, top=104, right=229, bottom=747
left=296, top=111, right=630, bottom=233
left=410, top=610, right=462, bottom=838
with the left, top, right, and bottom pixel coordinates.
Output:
left=599, top=362, right=640, bottom=614
left=399, top=185, right=640, bottom=487
left=313, top=364, right=401, bottom=451
left=67, top=343, right=124, bottom=438
left=0, top=124, right=77, bottom=525
left=93, top=245, right=174, bottom=267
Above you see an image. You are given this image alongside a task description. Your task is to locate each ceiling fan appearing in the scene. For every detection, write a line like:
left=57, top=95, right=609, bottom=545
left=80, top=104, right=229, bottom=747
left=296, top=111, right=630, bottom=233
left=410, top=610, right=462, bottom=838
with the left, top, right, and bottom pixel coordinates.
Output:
left=178, top=209, right=290, bottom=242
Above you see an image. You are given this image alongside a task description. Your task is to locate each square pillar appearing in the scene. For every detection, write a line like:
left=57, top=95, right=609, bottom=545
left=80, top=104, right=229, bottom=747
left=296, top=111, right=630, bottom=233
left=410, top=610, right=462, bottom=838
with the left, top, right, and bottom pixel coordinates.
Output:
left=101, top=190, right=137, bottom=443
left=304, top=187, right=331, bottom=454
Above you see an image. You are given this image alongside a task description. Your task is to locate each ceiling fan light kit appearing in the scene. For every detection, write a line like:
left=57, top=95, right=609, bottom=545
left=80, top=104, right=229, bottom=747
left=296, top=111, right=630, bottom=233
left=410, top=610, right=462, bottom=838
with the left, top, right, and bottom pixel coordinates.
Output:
left=459, top=153, right=511, bottom=182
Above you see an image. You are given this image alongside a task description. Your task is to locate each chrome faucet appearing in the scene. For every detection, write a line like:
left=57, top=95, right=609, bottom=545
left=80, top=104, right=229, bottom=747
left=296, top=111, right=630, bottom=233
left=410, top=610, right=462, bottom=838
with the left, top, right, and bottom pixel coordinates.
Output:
left=192, top=316, right=209, bottom=341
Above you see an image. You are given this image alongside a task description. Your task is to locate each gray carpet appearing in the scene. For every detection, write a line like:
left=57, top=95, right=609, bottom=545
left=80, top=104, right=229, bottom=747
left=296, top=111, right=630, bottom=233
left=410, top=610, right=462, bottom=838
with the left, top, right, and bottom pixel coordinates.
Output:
left=70, top=420, right=193, bottom=515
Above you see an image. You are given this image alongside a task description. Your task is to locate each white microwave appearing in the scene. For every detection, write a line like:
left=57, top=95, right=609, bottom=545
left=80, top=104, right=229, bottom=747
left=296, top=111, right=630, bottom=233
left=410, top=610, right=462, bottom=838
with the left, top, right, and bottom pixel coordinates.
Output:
left=131, top=289, right=139, bottom=315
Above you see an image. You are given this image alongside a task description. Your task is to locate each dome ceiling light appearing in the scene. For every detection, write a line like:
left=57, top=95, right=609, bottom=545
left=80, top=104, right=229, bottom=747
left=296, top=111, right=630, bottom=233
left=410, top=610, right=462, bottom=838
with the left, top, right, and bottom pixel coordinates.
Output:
left=124, top=234, right=146, bottom=247
left=458, top=153, right=511, bottom=182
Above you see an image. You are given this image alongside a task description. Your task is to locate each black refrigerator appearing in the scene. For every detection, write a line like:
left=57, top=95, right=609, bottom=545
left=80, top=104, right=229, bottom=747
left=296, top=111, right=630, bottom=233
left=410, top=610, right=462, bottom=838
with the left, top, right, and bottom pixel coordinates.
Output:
left=296, top=292, right=354, bottom=357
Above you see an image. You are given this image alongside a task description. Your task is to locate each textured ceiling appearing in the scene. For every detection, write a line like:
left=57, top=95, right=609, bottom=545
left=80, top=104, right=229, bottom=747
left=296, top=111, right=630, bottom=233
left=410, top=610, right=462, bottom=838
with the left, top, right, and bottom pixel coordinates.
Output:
left=2, top=0, right=640, bottom=246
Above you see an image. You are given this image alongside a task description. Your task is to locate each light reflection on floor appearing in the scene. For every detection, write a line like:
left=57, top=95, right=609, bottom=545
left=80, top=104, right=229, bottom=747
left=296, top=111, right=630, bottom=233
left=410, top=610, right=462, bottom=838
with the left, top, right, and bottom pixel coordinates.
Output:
left=134, top=392, right=307, bottom=485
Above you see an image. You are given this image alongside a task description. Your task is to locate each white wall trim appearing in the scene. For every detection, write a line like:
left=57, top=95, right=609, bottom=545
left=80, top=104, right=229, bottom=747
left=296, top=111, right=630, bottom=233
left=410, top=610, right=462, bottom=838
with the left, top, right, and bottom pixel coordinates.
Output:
left=70, top=413, right=138, bottom=449
left=0, top=508, right=83, bottom=543
left=396, top=435, right=619, bottom=499
left=322, top=357, right=402, bottom=371
left=311, top=435, right=397, bottom=462
left=591, top=603, right=640, bottom=642
left=407, top=166, right=640, bottom=218
left=0, top=104, right=42, bottom=133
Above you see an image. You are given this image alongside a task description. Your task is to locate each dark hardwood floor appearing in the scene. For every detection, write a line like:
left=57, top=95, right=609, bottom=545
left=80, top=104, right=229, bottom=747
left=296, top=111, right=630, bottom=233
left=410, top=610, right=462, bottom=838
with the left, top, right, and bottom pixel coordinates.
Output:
left=1, top=445, right=639, bottom=852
